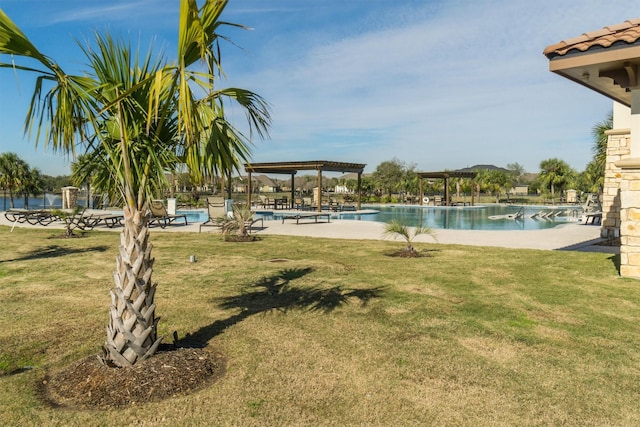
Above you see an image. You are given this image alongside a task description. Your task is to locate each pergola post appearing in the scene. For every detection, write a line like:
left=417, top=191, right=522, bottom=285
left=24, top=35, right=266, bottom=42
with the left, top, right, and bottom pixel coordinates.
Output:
left=357, top=172, right=362, bottom=210
left=247, top=171, right=252, bottom=207
left=290, top=173, right=295, bottom=209
left=443, top=176, right=450, bottom=206
left=317, top=169, right=323, bottom=212
left=419, top=177, right=424, bottom=205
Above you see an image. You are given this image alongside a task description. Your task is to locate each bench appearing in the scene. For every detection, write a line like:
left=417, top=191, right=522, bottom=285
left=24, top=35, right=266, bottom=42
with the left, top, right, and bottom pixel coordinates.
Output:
left=281, top=213, right=331, bottom=224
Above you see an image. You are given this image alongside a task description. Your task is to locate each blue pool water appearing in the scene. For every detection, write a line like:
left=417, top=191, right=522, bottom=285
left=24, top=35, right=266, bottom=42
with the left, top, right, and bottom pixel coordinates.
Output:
left=341, top=205, right=582, bottom=230
left=262, top=205, right=583, bottom=231
left=178, top=210, right=209, bottom=223
left=2, top=198, right=584, bottom=231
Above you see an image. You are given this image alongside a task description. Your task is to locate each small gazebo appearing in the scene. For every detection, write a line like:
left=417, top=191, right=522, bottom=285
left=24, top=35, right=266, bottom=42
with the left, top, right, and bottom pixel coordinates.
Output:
left=244, top=161, right=366, bottom=212
left=417, top=171, right=477, bottom=206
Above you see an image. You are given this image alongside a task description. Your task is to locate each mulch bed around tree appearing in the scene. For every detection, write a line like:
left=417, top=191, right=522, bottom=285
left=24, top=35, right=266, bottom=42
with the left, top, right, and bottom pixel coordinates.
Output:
left=40, top=345, right=226, bottom=410
left=385, top=249, right=430, bottom=258
left=223, top=235, right=260, bottom=242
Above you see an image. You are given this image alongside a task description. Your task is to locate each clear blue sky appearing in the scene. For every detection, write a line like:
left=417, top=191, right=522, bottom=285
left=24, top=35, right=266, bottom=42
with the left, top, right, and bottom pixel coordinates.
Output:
left=0, top=0, right=637, bottom=176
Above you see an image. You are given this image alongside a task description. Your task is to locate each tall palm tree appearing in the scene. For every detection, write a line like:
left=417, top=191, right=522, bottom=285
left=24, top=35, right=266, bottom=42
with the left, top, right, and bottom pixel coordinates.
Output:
left=587, top=111, right=612, bottom=194
left=0, top=152, right=27, bottom=208
left=592, top=111, right=613, bottom=173
left=20, top=166, right=44, bottom=209
left=538, top=158, right=573, bottom=198
left=0, top=0, right=271, bottom=367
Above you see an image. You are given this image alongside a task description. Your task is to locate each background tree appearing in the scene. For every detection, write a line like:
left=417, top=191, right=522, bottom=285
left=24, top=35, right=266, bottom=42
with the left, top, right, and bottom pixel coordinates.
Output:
left=373, top=158, right=405, bottom=201
left=581, top=111, right=612, bottom=195
left=0, top=152, right=27, bottom=208
left=506, top=162, right=525, bottom=184
left=538, top=158, right=575, bottom=198
left=401, top=164, right=419, bottom=200
left=484, top=170, right=512, bottom=203
left=0, top=0, right=270, bottom=367
left=19, top=166, right=44, bottom=209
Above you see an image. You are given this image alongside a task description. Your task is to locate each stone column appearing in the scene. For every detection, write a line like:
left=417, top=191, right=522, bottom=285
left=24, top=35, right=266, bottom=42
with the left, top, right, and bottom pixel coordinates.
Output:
left=617, top=165, right=640, bottom=278
left=602, top=129, right=630, bottom=238
left=616, top=90, right=640, bottom=278
left=61, top=186, right=79, bottom=209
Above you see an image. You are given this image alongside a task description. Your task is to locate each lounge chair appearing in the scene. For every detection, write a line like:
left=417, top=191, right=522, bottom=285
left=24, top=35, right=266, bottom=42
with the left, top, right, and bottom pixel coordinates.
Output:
left=301, top=197, right=314, bottom=211
left=199, top=197, right=227, bottom=233
left=244, top=216, right=264, bottom=233
left=258, top=195, right=275, bottom=209
left=81, top=210, right=124, bottom=228
left=148, top=200, right=188, bottom=228
left=4, top=208, right=59, bottom=226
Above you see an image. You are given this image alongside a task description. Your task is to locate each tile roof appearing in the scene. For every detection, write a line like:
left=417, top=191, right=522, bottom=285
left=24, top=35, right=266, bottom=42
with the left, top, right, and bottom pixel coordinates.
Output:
left=544, top=18, right=640, bottom=58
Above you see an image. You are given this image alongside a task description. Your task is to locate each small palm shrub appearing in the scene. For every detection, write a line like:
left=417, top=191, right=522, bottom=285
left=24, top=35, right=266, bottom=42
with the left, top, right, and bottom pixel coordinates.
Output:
left=383, top=219, right=436, bottom=256
left=220, top=204, right=256, bottom=242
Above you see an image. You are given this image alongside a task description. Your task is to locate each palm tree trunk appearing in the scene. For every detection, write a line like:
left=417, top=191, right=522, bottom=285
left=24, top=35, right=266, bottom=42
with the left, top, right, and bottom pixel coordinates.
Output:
left=102, top=206, right=162, bottom=367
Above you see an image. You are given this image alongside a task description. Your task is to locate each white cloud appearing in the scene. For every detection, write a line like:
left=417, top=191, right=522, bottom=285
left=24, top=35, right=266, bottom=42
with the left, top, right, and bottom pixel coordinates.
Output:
left=227, top=0, right=635, bottom=173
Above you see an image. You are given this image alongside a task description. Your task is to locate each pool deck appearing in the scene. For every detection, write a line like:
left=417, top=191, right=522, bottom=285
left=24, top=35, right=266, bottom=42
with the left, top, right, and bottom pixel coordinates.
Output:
left=0, top=209, right=617, bottom=253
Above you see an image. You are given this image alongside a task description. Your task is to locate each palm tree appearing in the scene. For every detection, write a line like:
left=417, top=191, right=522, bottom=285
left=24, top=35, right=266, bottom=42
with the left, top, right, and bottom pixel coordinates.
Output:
left=0, top=152, right=27, bottom=208
left=485, top=170, right=512, bottom=203
left=383, top=220, right=436, bottom=254
left=220, top=203, right=255, bottom=241
left=584, top=112, right=612, bottom=194
left=538, top=158, right=573, bottom=199
left=592, top=111, right=613, bottom=174
left=0, top=0, right=270, bottom=367
left=20, top=166, right=44, bottom=209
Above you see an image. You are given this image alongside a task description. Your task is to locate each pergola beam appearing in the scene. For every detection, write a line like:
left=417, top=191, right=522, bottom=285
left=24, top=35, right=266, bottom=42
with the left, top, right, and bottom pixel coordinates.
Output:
left=244, top=160, right=367, bottom=210
left=417, top=171, right=477, bottom=206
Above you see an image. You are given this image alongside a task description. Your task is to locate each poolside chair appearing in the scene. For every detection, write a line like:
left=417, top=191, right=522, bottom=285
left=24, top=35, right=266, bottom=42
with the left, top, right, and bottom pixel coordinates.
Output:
left=81, top=210, right=124, bottom=228
left=148, top=200, right=188, bottom=228
left=302, top=197, right=314, bottom=211
left=258, top=195, right=275, bottom=209
left=199, top=197, right=227, bottom=233
left=4, top=208, right=58, bottom=226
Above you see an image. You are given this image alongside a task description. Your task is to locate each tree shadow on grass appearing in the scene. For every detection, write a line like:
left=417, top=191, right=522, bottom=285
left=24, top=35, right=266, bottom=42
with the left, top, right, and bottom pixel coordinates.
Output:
left=0, top=244, right=110, bottom=263
left=182, top=267, right=385, bottom=347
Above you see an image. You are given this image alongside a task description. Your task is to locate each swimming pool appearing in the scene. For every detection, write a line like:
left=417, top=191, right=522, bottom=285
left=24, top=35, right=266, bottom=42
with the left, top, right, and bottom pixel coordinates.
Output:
left=185, top=204, right=584, bottom=231
left=340, top=205, right=583, bottom=230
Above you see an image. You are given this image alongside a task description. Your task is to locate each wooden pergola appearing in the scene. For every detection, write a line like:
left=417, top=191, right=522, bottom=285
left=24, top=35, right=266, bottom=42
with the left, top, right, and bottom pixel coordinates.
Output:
left=417, top=171, right=477, bottom=206
left=244, top=161, right=367, bottom=211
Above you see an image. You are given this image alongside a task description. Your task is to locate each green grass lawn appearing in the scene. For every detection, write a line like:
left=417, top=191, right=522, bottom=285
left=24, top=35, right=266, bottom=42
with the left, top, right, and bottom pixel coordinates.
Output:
left=0, top=225, right=638, bottom=426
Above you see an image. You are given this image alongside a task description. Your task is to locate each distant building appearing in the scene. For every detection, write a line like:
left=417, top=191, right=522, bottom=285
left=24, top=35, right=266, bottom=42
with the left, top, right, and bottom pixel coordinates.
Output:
left=254, top=175, right=280, bottom=193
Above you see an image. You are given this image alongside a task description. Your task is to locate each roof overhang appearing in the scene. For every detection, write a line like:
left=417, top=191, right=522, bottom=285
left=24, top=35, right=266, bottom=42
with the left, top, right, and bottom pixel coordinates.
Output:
left=544, top=19, right=640, bottom=107
left=546, top=44, right=640, bottom=107
left=244, top=160, right=366, bottom=175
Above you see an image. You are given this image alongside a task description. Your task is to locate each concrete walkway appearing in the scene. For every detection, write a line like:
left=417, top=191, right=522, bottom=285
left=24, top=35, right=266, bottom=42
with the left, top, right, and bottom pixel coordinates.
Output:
left=1, top=210, right=617, bottom=253
left=251, top=218, right=616, bottom=252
